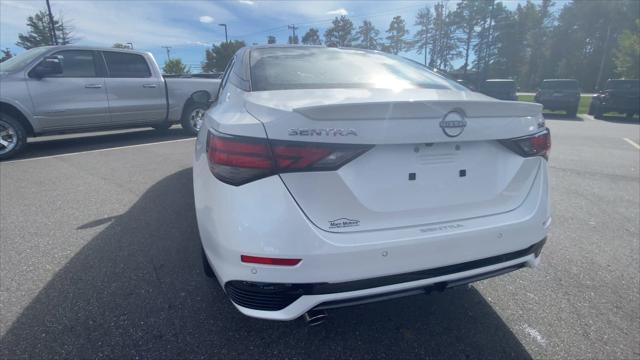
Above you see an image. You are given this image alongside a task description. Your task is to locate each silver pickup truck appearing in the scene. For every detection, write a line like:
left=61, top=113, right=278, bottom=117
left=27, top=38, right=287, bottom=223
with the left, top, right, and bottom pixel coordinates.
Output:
left=0, top=46, right=220, bottom=159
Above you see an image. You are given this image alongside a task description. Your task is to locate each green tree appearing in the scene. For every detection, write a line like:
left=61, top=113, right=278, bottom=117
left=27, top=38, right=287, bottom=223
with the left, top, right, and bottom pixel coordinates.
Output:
left=324, top=16, right=354, bottom=47
left=413, top=7, right=434, bottom=65
left=288, top=35, right=299, bottom=44
left=385, top=16, right=410, bottom=55
left=202, top=40, right=245, bottom=73
left=0, top=48, right=13, bottom=63
left=267, top=35, right=276, bottom=44
left=16, top=10, right=74, bottom=49
left=301, top=28, right=321, bottom=45
left=614, top=19, right=640, bottom=78
left=451, top=0, right=488, bottom=74
left=162, top=58, right=190, bottom=75
left=354, top=20, right=381, bottom=50
left=483, top=2, right=518, bottom=78
left=546, top=0, right=638, bottom=90
left=429, top=2, right=459, bottom=70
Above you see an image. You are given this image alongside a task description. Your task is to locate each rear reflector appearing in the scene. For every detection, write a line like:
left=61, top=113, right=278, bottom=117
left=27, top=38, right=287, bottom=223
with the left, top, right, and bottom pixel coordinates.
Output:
left=241, top=255, right=302, bottom=266
left=500, top=128, right=551, bottom=159
left=207, top=130, right=372, bottom=186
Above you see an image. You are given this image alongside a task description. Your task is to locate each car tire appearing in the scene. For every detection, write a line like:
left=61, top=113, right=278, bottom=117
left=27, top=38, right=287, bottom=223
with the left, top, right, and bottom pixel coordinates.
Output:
left=0, top=114, right=28, bottom=161
left=152, top=122, right=172, bottom=132
left=201, top=246, right=215, bottom=278
left=181, top=102, right=207, bottom=136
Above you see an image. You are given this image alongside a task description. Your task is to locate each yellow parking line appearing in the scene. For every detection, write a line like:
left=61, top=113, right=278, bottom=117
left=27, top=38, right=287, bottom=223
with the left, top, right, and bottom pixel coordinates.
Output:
left=623, top=138, right=640, bottom=150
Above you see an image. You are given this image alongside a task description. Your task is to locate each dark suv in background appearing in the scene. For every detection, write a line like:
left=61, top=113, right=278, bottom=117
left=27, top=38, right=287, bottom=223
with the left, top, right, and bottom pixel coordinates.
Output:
left=480, top=79, right=518, bottom=101
left=589, top=79, right=640, bottom=119
left=535, top=79, right=581, bottom=116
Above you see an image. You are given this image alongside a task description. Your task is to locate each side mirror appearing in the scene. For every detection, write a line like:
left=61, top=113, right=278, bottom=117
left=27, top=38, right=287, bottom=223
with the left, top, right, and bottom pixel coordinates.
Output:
left=30, top=56, right=63, bottom=78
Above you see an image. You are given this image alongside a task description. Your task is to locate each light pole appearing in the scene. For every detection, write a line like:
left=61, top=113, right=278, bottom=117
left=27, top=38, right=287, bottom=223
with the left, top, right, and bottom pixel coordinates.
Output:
left=218, top=23, right=228, bottom=43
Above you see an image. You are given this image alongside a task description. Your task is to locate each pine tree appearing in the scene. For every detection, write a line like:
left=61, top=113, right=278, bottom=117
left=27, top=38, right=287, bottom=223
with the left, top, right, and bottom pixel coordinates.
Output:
left=385, top=16, right=409, bottom=55
left=324, top=16, right=354, bottom=47
left=16, top=10, right=74, bottom=49
left=301, top=28, right=321, bottom=45
left=354, top=20, right=381, bottom=50
left=413, top=7, right=433, bottom=65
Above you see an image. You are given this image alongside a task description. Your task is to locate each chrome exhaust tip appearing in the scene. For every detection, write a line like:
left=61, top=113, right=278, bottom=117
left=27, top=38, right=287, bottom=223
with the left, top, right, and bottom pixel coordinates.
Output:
left=303, top=309, right=328, bottom=326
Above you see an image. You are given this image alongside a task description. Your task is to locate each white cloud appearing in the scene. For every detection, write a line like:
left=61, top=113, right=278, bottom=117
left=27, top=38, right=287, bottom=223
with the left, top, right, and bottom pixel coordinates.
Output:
left=199, top=15, right=214, bottom=23
left=237, top=0, right=255, bottom=4
left=327, top=8, right=348, bottom=16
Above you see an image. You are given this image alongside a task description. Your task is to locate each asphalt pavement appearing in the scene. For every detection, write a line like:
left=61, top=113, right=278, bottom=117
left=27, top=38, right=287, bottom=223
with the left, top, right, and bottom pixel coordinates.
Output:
left=1, top=116, right=639, bottom=359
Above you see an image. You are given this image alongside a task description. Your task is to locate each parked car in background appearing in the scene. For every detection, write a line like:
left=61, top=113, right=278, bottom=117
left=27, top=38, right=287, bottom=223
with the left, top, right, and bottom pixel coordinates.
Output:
left=0, top=46, right=220, bottom=159
left=194, top=46, right=550, bottom=322
left=588, top=79, right=640, bottom=119
left=479, top=79, right=518, bottom=101
left=535, top=79, right=581, bottom=116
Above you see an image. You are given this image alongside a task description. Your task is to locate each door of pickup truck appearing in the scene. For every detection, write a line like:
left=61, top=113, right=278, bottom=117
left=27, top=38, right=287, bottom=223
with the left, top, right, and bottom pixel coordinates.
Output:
left=26, top=49, right=110, bottom=131
left=100, top=51, right=166, bottom=125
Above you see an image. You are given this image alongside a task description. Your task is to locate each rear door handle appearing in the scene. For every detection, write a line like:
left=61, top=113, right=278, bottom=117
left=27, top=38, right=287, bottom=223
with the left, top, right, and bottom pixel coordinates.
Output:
left=84, top=84, right=103, bottom=89
left=142, top=84, right=157, bottom=88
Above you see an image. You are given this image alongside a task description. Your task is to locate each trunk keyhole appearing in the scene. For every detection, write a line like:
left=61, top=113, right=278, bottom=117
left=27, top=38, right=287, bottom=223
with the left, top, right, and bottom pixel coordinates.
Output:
left=408, top=173, right=416, bottom=181
left=459, top=169, right=467, bottom=177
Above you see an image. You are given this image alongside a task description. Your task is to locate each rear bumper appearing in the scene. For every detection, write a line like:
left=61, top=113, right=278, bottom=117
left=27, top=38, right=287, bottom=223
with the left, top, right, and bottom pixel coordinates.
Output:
left=193, top=131, right=551, bottom=320
left=536, top=99, right=579, bottom=109
left=226, top=238, right=545, bottom=318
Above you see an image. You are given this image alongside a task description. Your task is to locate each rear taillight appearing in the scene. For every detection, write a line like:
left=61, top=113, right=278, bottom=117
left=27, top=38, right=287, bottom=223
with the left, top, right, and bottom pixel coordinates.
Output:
left=501, top=128, right=551, bottom=159
left=207, top=130, right=372, bottom=185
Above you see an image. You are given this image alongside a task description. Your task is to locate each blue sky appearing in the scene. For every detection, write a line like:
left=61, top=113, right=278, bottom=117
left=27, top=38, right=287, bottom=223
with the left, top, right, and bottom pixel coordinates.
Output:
left=1, top=0, right=530, bottom=71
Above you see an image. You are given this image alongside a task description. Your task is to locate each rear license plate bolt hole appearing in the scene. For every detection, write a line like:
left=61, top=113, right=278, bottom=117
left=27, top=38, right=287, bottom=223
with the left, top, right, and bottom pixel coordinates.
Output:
left=459, top=169, right=467, bottom=177
left=408, top=173, right=416, bottom=181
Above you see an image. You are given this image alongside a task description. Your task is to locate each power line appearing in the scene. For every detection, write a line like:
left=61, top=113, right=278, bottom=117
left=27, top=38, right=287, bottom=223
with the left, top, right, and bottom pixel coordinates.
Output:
left=234, top=3, right=425, bottom=40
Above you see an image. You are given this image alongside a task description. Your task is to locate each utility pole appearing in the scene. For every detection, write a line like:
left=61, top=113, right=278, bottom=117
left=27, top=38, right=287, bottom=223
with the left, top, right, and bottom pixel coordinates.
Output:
left=288, top=24, right=298, bottom=44
left=45, top=0, right=58, bottom=45
left=161, top=46, right=172, bottom=61
left=219, top=24, right=228, bottom=43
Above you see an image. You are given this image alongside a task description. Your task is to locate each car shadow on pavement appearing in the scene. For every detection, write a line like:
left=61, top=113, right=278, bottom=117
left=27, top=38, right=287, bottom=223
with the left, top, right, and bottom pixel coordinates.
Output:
left=6, top=127, right=191, bottom=161
left=0, top=169, right=531, bottom=359
left=542, top=113, right=583, bottom=121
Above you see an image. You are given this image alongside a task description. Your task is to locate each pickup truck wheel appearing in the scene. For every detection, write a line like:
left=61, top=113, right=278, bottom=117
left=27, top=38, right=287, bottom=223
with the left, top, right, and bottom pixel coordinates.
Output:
left=181, top=103, right=207, bottom=136
left=0, top=115, right=27, bottom=161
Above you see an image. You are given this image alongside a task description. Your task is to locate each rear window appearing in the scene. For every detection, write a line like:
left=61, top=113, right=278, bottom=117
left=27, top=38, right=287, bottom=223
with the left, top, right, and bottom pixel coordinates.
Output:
left=606, top=80, right=639, bottom=90
left=483, top=81, right=516, bottom=91
left=103, top=51, right=151, bottom=78
left=541, top=81, right=579, bottom=90
left=249, top=47, right=461, bottom=91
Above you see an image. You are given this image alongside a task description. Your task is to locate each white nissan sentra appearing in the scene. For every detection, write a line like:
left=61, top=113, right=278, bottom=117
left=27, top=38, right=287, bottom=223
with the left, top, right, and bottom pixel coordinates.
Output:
left=193, top=45, right=550, bottom=322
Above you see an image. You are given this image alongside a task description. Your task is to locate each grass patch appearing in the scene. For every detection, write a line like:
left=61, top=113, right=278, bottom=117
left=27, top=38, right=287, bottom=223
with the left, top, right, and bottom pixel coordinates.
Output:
left=518, top=94, right=592, bottom=114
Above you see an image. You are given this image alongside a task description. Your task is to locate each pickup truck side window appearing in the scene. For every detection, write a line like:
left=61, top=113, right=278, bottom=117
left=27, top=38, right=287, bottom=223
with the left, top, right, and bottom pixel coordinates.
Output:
left=49, top=50, right=98, bottom=78
left=103, top=52, right=151, bottom=78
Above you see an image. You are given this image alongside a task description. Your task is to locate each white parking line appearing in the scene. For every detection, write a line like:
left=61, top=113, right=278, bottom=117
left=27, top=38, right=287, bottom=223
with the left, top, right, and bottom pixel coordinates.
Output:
left=1, top=138, right=195, bottom=164
left=623, top=138, right=640, bottom=150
